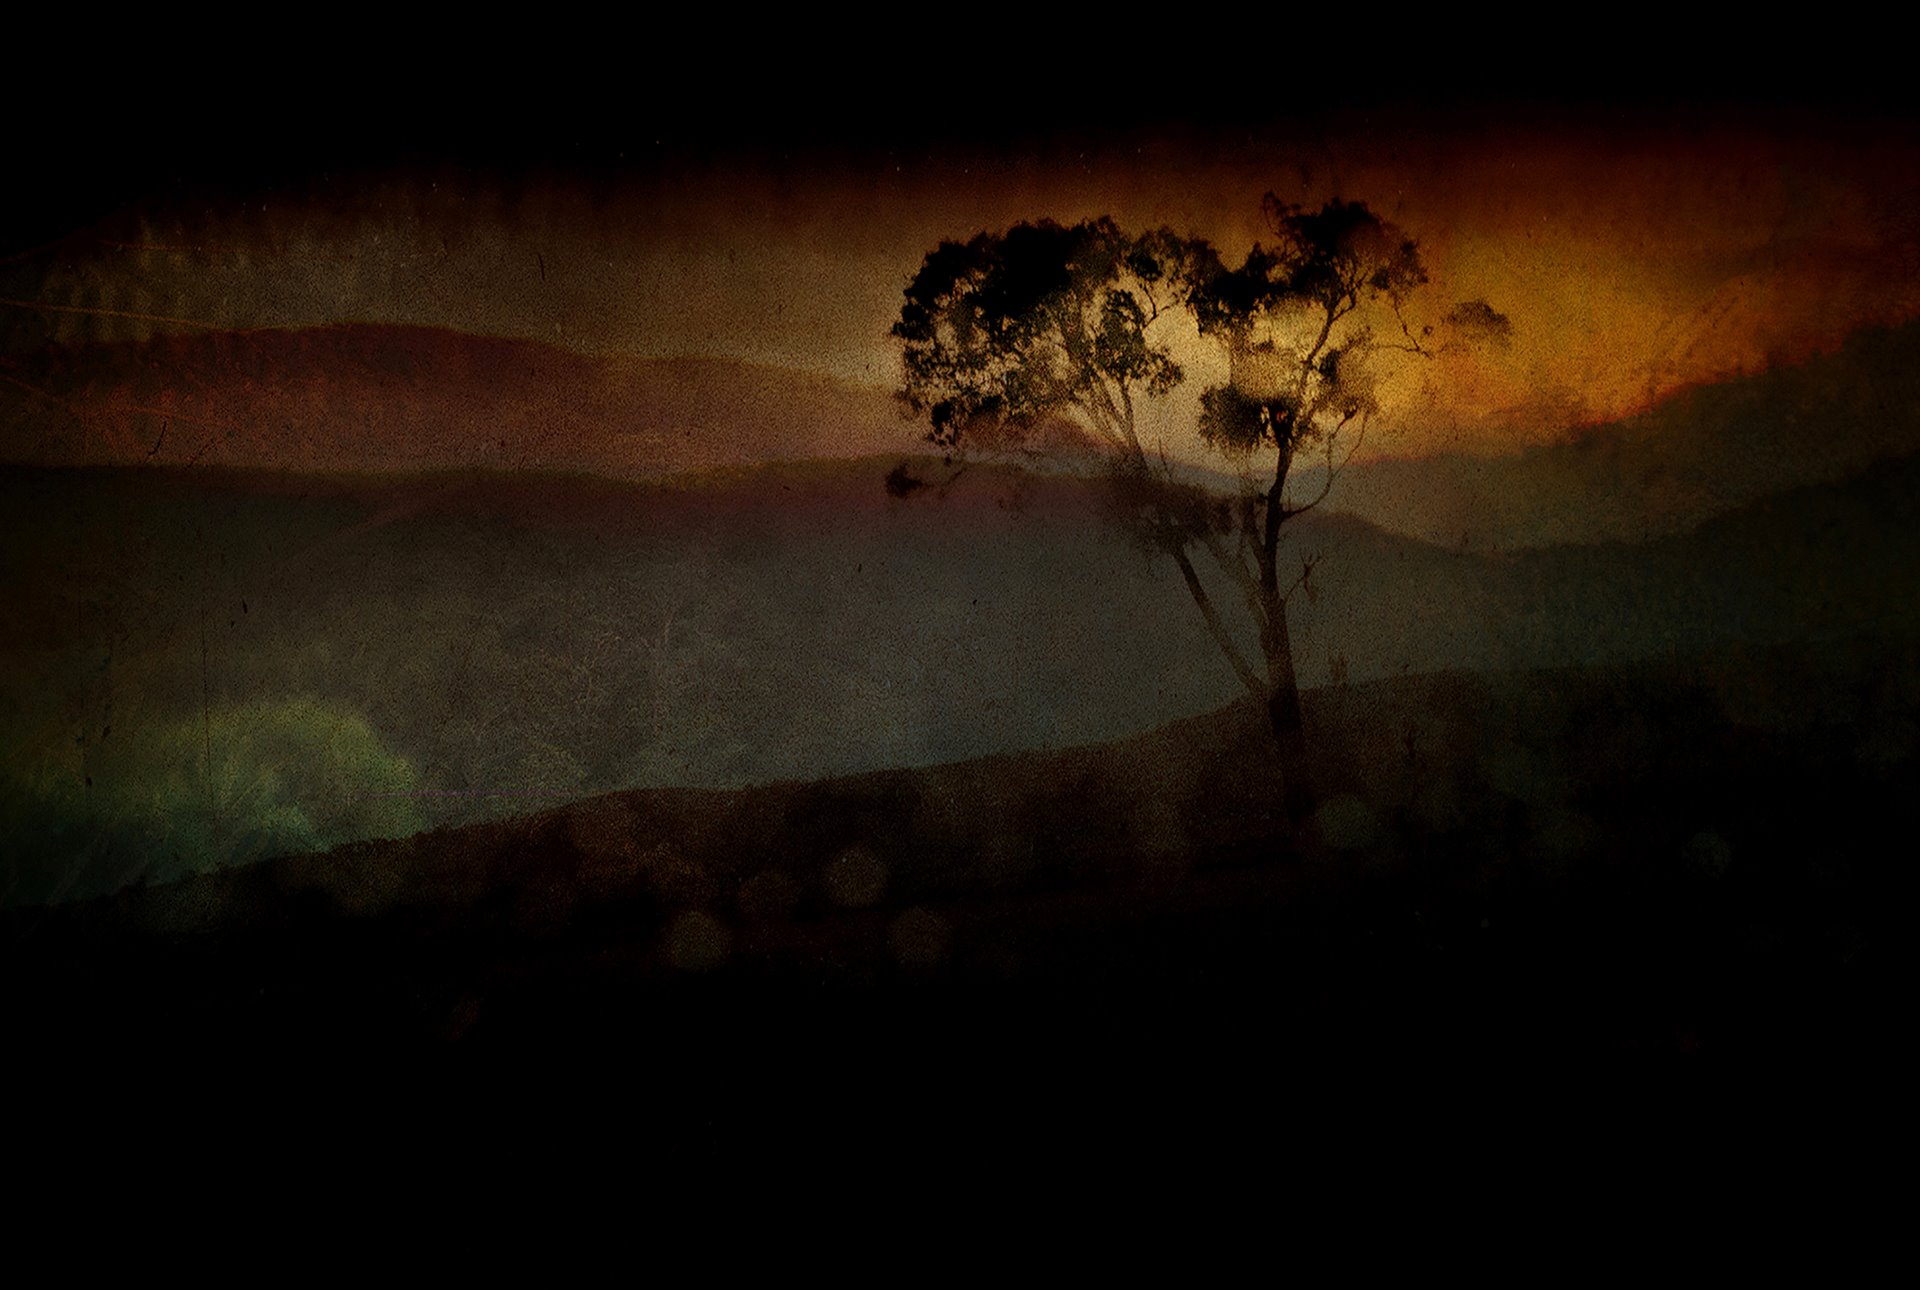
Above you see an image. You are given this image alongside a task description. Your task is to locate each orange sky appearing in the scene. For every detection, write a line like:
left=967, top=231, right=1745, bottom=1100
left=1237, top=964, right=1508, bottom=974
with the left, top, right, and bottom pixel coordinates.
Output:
left=7, top=107, right=1918, bottom=462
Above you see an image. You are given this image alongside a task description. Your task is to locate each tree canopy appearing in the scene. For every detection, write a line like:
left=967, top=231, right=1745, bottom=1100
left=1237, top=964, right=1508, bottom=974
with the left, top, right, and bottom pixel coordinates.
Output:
left=892, top=216, right=1191, bottom=457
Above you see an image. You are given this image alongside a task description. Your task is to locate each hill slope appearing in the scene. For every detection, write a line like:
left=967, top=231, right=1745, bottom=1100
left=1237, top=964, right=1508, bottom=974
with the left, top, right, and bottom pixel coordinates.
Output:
left=1320, top=319, right=1920, bottom=549
left=6, top=646, right=1908, bottom=1067
left=4, top=451, right=1916, bottom=903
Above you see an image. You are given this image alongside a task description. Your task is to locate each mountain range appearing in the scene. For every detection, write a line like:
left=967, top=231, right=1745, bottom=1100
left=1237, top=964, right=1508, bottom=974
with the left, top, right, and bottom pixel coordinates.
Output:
left=1309, top=320, right=1920, bottom=549
left=0, top=324, right=911, bottom=476
left=6, top=315, right=1920, bottom=548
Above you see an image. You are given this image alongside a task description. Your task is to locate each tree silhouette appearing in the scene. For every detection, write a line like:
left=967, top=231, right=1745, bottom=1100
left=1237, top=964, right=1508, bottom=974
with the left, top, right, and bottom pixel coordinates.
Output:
left=892, top=196, right=1506, bottom=823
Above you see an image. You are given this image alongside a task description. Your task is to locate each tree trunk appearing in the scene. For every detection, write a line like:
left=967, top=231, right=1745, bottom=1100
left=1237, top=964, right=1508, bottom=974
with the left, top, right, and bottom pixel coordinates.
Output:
left=1257, top=415, right=1314, bottom=826
left=1261, top=589, right=1316, bottom=826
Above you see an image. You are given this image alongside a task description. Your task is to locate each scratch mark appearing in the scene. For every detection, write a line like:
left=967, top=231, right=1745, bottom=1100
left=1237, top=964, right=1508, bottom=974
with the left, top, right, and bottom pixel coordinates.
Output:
left=99, top=239, right=362, bottom=263
left=0, top=296, right=226, bottom=329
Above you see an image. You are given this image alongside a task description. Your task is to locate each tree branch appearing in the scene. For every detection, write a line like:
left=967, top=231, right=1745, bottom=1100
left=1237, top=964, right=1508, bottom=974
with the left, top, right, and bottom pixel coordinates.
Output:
left=1259, top=425, right=1294, bottom=597
left=1390, top=296, right=1432, bottom=357
left=1115, top=379, right=1153, bottom=457
left=1288, top=407, right=1365, bottom=516
left=1169, top=544, right=1267, bottom=701
left=1196, top=526, right=1266, bottom=624
left=1278, top=550, right=1320, bottom=606
left=1294, top=299, right=1342, bottom=405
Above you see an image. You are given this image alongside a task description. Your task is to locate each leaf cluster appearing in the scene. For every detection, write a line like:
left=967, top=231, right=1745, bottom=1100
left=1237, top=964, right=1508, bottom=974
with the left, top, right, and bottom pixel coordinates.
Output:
left=892, top=217, right=1189, bottom=451
left=894, top=192, right=1509, bottom=491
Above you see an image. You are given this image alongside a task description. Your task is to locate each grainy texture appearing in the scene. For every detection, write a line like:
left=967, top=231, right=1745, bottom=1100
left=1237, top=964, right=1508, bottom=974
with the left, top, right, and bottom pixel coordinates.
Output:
left=2, top=88, right=1913, bottom=1080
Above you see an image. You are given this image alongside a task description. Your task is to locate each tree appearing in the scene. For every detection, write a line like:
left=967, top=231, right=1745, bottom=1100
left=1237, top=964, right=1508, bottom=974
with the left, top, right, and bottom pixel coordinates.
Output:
left=891, top=196, right=1506, bottom=824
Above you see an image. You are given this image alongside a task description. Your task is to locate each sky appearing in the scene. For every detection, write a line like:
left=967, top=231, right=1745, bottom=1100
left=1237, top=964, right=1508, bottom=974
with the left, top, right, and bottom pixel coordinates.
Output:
left=6, top=62, right=1918, bottom=463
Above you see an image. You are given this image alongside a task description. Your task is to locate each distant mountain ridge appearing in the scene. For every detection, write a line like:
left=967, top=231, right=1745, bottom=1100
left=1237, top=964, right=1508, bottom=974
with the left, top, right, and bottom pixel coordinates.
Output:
left=1317, top=319, right=1920, bottom=550
left=7, top=315, right=1920, bottom=550
left=0, top=323, right=916, bottom=476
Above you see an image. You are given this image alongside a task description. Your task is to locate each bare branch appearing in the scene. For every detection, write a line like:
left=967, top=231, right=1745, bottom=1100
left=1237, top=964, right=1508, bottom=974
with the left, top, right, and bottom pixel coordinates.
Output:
left=1387, top=295, right=1434, bottom=356
left=1287, top=407, right=1365, bottom=516
left=1198, top=528, right=1268, bottom=625
left=1169, top=546, right=1267, bottom=701
left=1278, top=550, right=1321, bottom=606
left=1300, top=301, right=1340, bottom=380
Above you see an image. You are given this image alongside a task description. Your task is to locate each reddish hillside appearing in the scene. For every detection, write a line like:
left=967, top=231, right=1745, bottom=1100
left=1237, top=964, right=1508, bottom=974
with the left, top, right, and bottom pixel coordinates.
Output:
left=0, top=324, right=922, bottom=475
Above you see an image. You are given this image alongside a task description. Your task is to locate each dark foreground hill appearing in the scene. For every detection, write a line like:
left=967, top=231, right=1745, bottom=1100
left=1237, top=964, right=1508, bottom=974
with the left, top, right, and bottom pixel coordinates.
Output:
left=7, top=639, right=1909, bottom=1077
